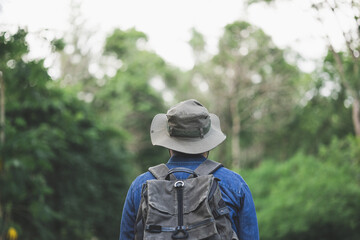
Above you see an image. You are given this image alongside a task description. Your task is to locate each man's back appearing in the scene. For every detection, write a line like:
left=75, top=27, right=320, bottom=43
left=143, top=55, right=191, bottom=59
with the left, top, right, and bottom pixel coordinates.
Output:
left=120, top=154, right=259, bottom=240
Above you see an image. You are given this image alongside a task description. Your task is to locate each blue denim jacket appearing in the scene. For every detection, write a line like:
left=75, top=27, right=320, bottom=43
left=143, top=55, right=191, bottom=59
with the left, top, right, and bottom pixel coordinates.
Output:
left=120, top=154, right=259, bottom=240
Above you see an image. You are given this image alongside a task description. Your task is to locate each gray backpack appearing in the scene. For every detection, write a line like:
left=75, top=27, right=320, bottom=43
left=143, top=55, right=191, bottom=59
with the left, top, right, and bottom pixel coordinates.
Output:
left=135, top=159, right=238, bottom=240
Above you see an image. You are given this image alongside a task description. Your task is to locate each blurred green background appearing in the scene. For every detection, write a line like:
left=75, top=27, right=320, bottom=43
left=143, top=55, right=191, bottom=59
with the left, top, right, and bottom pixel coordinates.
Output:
left=1, top=0, right=360, bottom=239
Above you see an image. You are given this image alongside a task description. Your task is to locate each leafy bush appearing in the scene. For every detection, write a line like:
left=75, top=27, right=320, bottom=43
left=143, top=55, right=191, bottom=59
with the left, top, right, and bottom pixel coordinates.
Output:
left=242, top=137, right=360, bottom=240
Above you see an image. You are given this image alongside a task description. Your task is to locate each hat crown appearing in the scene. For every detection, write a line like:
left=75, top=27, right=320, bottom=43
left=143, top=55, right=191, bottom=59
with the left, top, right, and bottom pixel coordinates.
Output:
left=166, top=99, right=211, bottom=138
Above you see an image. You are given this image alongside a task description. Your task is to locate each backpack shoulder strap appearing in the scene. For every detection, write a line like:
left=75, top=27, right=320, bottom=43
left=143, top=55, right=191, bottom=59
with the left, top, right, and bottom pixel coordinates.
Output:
left=194, top=159, right=223, bottom=176
left=148, top=164, right=169, bottom=180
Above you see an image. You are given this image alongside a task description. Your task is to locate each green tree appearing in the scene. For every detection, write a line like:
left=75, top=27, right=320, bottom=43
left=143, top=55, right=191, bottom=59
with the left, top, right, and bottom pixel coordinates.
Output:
left=312, top=0, right=360, bottom=136
left=188, top=21, right=301, bottom=168
left=0, top=29, right=130, bottom=240
left=270, top=73, right=353, bottom=159
left=247, top=0, right=360, bottom=137
left=94, top=28, right=175, bottom=172
left=242, top=137, right=360, bottom=240
left=56, top=0, right=97, bottom=89
left=188, top=27, right=207, bottom=64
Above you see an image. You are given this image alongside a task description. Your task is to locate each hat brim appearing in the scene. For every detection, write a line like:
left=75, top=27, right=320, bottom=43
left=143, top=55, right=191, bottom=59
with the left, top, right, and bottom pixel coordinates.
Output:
left=150, top=113, right=226, bottom=154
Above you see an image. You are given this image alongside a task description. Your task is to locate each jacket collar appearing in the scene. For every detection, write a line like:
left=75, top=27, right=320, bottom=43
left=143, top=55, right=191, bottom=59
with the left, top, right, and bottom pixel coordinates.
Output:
left=168, top=154, right=206, bottom=163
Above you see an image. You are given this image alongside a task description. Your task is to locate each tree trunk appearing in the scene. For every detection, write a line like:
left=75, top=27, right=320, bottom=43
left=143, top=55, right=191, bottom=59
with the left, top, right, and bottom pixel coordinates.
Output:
left=0, top=72, right=4, bottom=144
left=352, top=97, right=360, bottom=136
left=0, top=72, right=4, bottom=240
left=229, top=97, right=241, bottom=169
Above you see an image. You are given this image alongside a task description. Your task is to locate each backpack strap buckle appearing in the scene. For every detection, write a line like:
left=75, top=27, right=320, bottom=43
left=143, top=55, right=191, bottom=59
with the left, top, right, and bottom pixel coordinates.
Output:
left=172, top=226, right=189, bottom=239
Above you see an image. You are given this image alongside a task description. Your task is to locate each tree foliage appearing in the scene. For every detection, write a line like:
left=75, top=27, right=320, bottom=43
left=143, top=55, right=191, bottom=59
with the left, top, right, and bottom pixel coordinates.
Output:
left=242, top=137, right=360, bottom=240
left=94, top=28, right=178, bottom=172
left=0, top=29, right=131, bottom=240
left=246, top=0, right=360, bottom=137
left=186, top=21, right=301, bottom=168
left=265, top=75, right=353, bottom=160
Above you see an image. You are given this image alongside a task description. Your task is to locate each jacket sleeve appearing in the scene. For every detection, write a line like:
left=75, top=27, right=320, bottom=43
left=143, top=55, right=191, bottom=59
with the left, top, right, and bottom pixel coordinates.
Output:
left=237, top=183, right=259, bottom=240
left=119, top=182, right=137, bottom=240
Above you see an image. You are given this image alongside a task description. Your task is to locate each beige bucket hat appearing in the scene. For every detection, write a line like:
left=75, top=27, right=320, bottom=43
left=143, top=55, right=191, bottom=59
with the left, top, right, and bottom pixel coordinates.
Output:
left=150, top=99, right=226, bottom=154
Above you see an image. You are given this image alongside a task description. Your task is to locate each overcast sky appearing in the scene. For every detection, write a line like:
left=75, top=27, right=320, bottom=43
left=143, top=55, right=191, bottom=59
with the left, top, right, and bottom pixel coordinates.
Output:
left=0, top=0, right=348, bottom=72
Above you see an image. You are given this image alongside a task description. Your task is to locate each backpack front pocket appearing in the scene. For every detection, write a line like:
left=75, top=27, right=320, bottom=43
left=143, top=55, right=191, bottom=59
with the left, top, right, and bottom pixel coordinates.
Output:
left=144, top=177, right=219, bottom=240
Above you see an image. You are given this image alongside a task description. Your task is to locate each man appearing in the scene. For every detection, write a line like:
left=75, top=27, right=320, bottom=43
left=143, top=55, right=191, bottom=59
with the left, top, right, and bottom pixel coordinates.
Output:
left=120, top=99, right=259, bottom=240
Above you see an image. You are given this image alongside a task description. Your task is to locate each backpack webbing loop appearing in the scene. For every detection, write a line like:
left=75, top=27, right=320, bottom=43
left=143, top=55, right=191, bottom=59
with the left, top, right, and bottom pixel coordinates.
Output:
left=194, top=159, right=223, bottom=176
left=148, top=164, right=170, bottom=180
left=145, top=218, right=216, bottom=233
